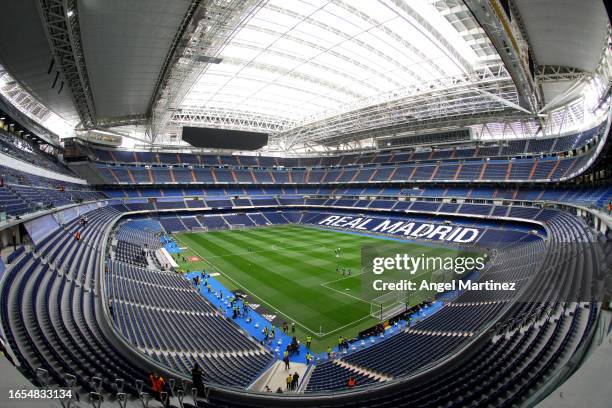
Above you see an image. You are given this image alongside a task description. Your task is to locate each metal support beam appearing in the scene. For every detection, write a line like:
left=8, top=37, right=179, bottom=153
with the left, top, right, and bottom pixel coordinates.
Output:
left=150, top=0, right=266, bottom=142
left=387, top=0, right=474, bottom=74
left=91, top=114, right=149, bottom=129
left=536, top=66, right=588, bottom=83
left=276, top=72, right=522, bottom=148
left=0, top=70, right=63, bottom=146
left=170, top=63, right=520, bottom=148
left=171, top=107, right=292, bottom=133
left=477, top=89, right=532, bottom=114
left=37, top=0, right=97, bottom=127
left=147, top=0, right=203, bottom=129
left=464, top=0, right=541, bottom=113
left=314, top=110, right=528, bottom=148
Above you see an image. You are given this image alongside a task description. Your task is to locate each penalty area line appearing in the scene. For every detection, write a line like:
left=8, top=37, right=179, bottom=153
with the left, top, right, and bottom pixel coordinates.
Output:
left=320, top=270, right=365, bottom=286
left=177, top=235, right=377, bottom=339
left=319, top=281, right=372, bottom=305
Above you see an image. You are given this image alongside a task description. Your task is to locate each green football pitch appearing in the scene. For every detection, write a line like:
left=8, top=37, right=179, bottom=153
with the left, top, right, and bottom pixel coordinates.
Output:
left=172, top=224, right=470, bottom=352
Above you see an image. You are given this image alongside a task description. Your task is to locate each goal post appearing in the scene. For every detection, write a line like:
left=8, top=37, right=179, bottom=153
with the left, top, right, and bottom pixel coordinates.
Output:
left=228, top=224, right=246, bottom=230
left=367, top=268, right=454, bottom=321
left=369, top=291, right=409, bottom=321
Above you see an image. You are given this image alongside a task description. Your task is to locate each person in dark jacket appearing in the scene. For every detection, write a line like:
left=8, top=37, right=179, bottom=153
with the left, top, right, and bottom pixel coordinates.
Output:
left=192, top=362, right=205, bottom=396
left=291, top=371, right=300, bottom=390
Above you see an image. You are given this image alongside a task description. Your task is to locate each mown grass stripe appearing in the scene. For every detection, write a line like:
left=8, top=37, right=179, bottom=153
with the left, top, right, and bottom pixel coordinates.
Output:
left=173, top=225, right=471, bottom=351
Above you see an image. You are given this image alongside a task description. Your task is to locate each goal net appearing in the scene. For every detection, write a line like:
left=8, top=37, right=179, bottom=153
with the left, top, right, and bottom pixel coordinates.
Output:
left=369, top=291, right=409, bottom=321
left=368, top=268, right=453, bottom=321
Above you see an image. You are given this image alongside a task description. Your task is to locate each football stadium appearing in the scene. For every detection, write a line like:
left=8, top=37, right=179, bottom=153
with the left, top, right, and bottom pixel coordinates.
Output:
left=0, top=1, right=611, bottom=407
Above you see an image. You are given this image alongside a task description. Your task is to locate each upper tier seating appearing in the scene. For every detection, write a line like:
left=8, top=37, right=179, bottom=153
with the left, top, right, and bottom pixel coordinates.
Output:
left=0, top=165, right=106, bottom=218
left=104, top=185, right=612, bottom=211
left=89, top=120, right=609, bottom=189
left=93, top=151, right=593, bottom=185
left=90, top=123, right=604, bottom=169
left=0, top=129, right=74, bottom=176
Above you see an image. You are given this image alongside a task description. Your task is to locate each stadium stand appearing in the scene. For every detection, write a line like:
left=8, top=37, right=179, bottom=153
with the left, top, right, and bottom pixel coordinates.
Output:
left=0, top=193, right=605, bottom=406
left=0, top=129, right=74, bottom=176
left=84, top=122, right=609, bottom=187
left=88, top=124, right=603, bottom=169
left=0, top=165, right=104, bottom=218
left=24, top=124, right=602, bottom=402
left=0, top=3, right=610, bottom=408
left=107, top=260, right=274, bottom=387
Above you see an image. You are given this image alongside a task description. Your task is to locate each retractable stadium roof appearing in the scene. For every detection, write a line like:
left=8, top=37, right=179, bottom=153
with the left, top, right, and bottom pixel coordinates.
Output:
left=168, top=0, right=522, bottom=149
left=0, top=0, right=609, bottom=150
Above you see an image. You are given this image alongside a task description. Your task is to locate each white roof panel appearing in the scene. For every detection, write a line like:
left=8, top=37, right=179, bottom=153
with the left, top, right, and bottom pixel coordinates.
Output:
left=181, top=0, right=487, bottom=125
left=174, top=0, right=520, bottom=142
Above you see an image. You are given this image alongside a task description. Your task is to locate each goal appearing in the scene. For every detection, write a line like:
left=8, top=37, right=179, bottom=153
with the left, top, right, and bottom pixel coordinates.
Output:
left=368, top=268, right=452, bottom=321
left=369, top=291, right=409, bottom=321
